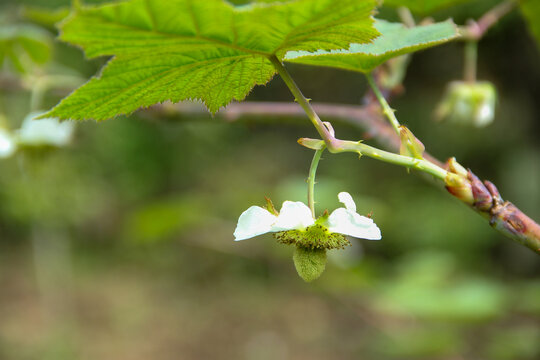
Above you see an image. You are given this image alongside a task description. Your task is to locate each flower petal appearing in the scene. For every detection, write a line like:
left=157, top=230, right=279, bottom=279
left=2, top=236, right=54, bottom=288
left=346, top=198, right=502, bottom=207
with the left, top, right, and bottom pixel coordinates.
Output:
left=234, top=206, right=277, bottom=241
left=338, top=192, right=356, bottom=212
left=272, top=201, right=314, bottom=231
left=327, top=208, right=381, bottom=240
left=0, top=129, right=17, bottom=158
left=17, top=112, right=74, bottom=147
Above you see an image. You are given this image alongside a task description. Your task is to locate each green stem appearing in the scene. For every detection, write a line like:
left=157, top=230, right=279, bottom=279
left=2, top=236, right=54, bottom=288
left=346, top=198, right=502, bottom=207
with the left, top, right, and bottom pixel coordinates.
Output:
left=269, top=55, right=337, bottom=150
left=464, top=41, right=477, bottom=83
left=300, top=138, right=448, bottom=180
left=307, top=147, right=325, bottom=218
left=366, top=73, right=401, bottom=135
left=339, top=141, right=448, bottom=179
left=30, top=82, right=45, bottom=113
left=397, top=6, right=415, bottom=28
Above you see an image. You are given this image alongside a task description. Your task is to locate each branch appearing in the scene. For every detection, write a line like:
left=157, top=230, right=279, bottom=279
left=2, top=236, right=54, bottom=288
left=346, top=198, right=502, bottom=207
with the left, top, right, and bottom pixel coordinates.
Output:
left=146, top=101, right=444, bottom=167
left=460, top=0, right=517, bottom=40
left=146, top=100, right=540, bottom=254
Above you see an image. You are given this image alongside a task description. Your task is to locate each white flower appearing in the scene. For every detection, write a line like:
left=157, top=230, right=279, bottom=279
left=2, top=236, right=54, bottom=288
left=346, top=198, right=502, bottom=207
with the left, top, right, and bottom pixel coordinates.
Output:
left=0, top=128, right=17, bottom=158
left=16, top=112, right=74, bottom=147
left=234, top=191, right=381, bottom=241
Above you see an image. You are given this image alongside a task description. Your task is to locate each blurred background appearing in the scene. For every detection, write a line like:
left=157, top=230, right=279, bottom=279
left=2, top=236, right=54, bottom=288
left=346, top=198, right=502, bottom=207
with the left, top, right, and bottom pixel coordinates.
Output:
left=0, top=0, right=539, bottom=359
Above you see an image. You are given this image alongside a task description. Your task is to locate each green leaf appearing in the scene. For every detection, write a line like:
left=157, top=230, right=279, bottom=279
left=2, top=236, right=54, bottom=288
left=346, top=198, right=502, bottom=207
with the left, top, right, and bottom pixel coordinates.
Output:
left=284, top=19, right=458, bottom=73
left=383, top=0, right=471, bottom=15
left=520, top=0, right=540, bottom=51
left=0, top=24, right=52, bottom=73
left=43, top=0, right=379, bottom=121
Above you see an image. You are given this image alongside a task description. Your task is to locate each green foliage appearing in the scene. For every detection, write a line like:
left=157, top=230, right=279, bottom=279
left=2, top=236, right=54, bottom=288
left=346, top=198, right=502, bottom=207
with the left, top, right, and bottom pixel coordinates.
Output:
left=373, top=251, right=506, bottom=321
left=372, top=327, right=463, bottom=358
left=21, top=6, right=70, bottom=29
left=43, top=0, right=379, bottom=120
left=486, top=326, right=540, bottom=360
left=520, top=0, right=540, bottom=50
left=0, top=23, right=52, bottom=73
left=383, top=0, right=471, bottom=15
left=123, top=196, right=205, bottom=244
left=285, top=19, right=458, bottom=73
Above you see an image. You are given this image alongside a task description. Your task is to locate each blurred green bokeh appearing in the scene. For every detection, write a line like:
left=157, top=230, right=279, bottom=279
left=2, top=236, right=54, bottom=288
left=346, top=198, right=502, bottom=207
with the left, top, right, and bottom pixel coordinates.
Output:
left=0, top=1, right=539, bottom=359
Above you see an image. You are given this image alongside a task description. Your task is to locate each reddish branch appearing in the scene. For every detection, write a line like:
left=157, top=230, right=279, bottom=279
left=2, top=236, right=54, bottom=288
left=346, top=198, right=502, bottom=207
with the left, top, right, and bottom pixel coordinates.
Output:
left=460, top=0, right=517, bottom=40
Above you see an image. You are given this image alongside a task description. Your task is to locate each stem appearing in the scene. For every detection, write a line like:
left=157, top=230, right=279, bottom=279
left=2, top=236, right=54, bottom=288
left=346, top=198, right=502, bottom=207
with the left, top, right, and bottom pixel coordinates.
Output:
left=30, top=83, right=45, bottom=112
left=335, top=140, right=448, bottom=180
left=269, top=55, right=337, bottom=150
left=397, top=6, right=415, bottom=28
left=464, top=41, right=477, bottom=83
left=366, top=73, right=401, bottom=135
left=307, top=147, right=325, bottom=218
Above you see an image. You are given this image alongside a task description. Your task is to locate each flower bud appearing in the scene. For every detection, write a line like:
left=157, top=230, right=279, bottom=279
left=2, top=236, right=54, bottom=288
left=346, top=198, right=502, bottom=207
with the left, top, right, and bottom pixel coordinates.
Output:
left=446, top=157, right=468, bottom=178
left=293, top=246, right=327, bottom=282
left=435, top=81, right=496, bottom=127
left=468, top=171, right=493, bottom=211
left=298, top=137, right=325, bottom=150
left=445, top=173, right=474, bottom=205
left=399, top=125, right=424, bottom=159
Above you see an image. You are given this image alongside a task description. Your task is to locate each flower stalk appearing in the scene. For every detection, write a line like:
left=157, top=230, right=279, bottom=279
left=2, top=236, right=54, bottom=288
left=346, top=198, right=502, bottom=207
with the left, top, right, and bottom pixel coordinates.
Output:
left=464, top=40, right=478, bottom=83
left=269, top=55, right=339, bottom=151
left=307, top=146, right=325, bottom=218
left=366, top=72, right=401, bottom=135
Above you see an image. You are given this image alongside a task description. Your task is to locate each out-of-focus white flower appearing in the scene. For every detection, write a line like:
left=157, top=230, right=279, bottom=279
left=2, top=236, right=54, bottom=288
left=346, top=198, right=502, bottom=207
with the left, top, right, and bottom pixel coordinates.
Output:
left=0, top=128, right=17, bottom=158
left=17, top=112, right=74, bottom=147
left=435, top=81, right=497, bottom=127
left=234, top=191, right=381, bottom=242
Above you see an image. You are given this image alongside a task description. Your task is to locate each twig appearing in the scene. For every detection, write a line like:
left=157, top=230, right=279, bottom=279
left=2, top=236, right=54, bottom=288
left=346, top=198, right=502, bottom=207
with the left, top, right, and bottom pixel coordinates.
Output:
left=460, top=0, right=517, bottom=40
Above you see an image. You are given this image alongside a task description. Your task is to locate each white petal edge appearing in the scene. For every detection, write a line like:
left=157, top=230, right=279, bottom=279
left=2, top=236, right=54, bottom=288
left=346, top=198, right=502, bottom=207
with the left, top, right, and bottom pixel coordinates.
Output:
left=272, top=201, right=315, bottom=231
left=328, top=208, right=381, bottom=240
left=338, top=191, right=356, bottom=212
left=234, top=206, right=277, bottom=241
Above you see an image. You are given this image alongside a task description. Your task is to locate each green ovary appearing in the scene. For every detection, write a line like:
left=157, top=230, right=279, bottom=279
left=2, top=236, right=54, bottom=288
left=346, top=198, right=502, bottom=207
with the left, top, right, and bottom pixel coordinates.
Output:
left=293, top=246, right=327, bottom=282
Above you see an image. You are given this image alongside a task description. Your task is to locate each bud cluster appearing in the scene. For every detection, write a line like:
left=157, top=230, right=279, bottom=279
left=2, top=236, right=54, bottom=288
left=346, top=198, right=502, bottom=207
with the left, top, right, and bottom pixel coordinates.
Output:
left=444, top=157, right=501, bottom=213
